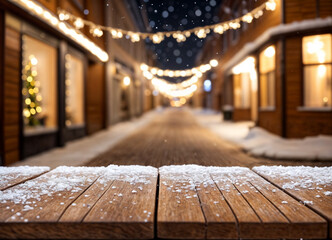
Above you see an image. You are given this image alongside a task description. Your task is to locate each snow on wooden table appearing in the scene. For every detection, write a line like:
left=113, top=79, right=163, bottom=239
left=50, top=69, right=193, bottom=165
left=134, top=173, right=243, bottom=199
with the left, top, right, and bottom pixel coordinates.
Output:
left=0, top=165, right=158, bottom=239
left=253, top=165, right=332, bottom=239
left=0, top=165, right=330, bottom=239
left=158, top=165, right=327, bottom=239
left=0, top=166, right=50, bottom=191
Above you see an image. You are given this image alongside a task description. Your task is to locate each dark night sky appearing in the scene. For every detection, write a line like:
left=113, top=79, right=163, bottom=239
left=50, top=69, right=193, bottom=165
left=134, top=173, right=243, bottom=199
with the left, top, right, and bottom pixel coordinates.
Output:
left=136, top=0, right=223, bottom=71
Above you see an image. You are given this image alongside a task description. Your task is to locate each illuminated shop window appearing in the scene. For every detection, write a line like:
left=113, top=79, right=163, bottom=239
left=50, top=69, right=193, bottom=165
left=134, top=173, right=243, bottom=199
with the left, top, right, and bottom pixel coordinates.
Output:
left=22, top=35, right=57, bottom=133
left=259, top=45, right=276, bottom=108
left=303, top=34, right=332, bottom=108
left=65, top=54, right=84, bottom=127
left=232, top=57, right=257, bottom=109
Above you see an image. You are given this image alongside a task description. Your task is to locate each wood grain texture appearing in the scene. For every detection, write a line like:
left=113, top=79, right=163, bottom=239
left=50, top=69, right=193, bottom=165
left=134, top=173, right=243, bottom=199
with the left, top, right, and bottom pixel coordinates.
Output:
left=0, top=166, right=158, bottom=239
left=254, top=166, right=332, bottom=238
left=210, top=167, right=327, bottom=239
left=158, top=174, right=206, bottom=239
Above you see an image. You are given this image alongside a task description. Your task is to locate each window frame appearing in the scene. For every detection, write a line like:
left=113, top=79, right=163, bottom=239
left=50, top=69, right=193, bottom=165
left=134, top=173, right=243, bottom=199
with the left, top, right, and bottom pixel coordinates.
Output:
left=21, top=23, right=59, bottom=136
left=300, top=34, right=332, bottom=111
left=258, top=45, right=276, bottom=111
left=65, top=46, right=87, bottom=128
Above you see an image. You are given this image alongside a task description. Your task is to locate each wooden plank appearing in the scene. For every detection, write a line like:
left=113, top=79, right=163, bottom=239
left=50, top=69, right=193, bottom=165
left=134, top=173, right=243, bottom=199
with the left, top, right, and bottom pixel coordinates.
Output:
left=0, top=167, right=104, bottom=239
left=54, top=165, right=158, bottom=239
left=189, top=169, right=237, bottom=239
left=158, top=166, right=206, bottom=239
left=210, top=166, right=327, bottom=239
left=81, top=165, right=158, bottom=239
left=0, top=166, right=50, bottom=191
left=253, top=166, right=332, bottom=238
left=158, top=166, right=238, bottom=239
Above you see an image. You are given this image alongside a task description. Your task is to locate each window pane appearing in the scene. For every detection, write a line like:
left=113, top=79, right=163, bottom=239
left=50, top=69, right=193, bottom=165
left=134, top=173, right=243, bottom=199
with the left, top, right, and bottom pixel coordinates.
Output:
left=259, top=45, right=275, bottom=74
left=65, top=54, right=84, bottom=126
left=22, top=35, right=57, bottom=132
left=303, top=34, right=332, bottom=64
left=304, top=64, right=332, bottom=107
left=234, top=73, right=251, bottom=108
left=260, top=72, right=275, bottom=108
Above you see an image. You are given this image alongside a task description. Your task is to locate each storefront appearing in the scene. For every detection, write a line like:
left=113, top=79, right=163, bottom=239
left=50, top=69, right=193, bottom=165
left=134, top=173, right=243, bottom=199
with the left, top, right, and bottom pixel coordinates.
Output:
left=0, top=0, right=108, bottom=165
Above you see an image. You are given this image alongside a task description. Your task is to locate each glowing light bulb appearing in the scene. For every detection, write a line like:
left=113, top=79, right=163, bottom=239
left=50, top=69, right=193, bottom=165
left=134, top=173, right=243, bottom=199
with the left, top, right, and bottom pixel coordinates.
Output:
left=90, top=26, right=103, bottom=37
left=30, top=55, right=38, bottom=65
left=209, top=59, right=218, bottom=67
left=264, top=46, right=275, bottom=58
left=123, top=76, right=131, bottom=86
left=74, top=18, right=84, bottom=29
left=140, top=64, right=148, bottom=71
left=266, top=0, right=276, bottom=11
left=130, top=33, right=140, bottom=42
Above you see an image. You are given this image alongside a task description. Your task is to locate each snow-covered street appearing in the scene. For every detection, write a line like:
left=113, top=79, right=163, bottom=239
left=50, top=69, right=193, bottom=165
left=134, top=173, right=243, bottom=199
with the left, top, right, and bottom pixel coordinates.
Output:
left=193, top=109, right=332, bottom=161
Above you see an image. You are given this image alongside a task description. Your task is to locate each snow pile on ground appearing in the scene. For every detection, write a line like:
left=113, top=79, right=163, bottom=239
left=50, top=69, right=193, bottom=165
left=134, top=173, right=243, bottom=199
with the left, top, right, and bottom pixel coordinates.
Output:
left=192, top=109, right=332, bottom=161
left=253, top=165, right=332, bottom=191
left=191, top=108, right=254, bottom=142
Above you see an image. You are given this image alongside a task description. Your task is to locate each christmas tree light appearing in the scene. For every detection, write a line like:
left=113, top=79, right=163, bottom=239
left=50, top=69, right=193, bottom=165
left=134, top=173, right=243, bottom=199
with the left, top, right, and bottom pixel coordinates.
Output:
left=22, top=55, right=43, bottom=126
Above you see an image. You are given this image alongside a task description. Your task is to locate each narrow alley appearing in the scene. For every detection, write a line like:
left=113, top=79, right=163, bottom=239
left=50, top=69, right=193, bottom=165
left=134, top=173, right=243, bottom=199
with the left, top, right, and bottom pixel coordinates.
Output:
left=86, top=108, right=331, bottom=168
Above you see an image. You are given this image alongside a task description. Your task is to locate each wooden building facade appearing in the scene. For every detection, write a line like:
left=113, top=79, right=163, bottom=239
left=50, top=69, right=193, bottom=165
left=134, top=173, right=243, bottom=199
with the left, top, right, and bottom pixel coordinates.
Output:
left=0, top=0, right=154, bottom=166
left=198, top=0, right=332, bottom=138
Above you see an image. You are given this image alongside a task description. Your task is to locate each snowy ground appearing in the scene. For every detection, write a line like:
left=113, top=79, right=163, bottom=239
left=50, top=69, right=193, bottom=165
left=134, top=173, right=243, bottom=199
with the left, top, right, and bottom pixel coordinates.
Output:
left=12, top=108, right=164, bottom=168
left=191, top=108, right=332, bottom=161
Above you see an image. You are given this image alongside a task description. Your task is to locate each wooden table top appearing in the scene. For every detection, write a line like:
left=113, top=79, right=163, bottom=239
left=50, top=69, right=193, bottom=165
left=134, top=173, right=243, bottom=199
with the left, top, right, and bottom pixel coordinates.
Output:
left=0, top=165, right=331, bottom=239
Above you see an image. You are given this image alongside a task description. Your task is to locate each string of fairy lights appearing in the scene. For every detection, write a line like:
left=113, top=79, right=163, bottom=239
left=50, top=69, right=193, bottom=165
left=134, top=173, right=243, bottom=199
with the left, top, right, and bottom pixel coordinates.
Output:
left=140, top=60, right=218, bottom=99
left=57, top=0, right=276, bottom=100
left=58, top=0, right=276, bottom=44
left=12, top=0, right=277, bottom=103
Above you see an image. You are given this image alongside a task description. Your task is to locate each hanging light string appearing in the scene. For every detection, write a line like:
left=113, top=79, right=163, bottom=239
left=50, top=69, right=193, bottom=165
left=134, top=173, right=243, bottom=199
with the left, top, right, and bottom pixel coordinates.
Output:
left=142, top=58, right=219, bottom=98
left=58, top=0, right=276, bottom=43
left=141, top=59, right=218, bottom=78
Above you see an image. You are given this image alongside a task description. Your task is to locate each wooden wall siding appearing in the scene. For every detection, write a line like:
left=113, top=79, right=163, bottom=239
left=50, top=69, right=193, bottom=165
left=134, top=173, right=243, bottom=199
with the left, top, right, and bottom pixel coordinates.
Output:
left=285, top=0, right=317, bottom=23
left=3, top=27, right=20, bottom=165
left=218, top=0, right=282, bottom=73
left=258, top=41, right=283, bottom=136
left=319, top=0, right=332, bottom=18
left=86, top=62, right=105, bottom=135
left=233, top=109, right=251, bottom=122
left=285, top=37, right=332, bottom=138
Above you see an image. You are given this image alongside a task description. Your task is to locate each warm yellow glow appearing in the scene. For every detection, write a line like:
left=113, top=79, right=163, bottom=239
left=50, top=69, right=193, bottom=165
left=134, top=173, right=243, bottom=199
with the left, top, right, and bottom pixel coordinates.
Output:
left=180, top=98, right=186, bottom=104
left=264, top=46, right=275, bottom=58
left=12, top=0, right=108, bottom=62
left=36, top=106, right=42, bottom=113
left=25, top=98, right=31, bottom=105
left=266, top=0, right=276, bottom=11
left=318, top=65, right=327, bottom=78
left=140, top=64, right=148, bottom=71
left=209, top=59, right=218, bottom=67
left=56, top=0, right=275, bottom=45
left=30, top=55, right=38, bottom=65
left=36, top=95, right=42, bottom=101
left=30, top=102, right=35, bottom=108
left=23, top=109, right=31, bottom=118
left=74, top=18, right=84, bottom=29
left=30, top=108, right=36, bottom=115
left=323, top=97, right=328, bottom=103
left=28, top=89, right=34, bottom=94
left=123, top=76, right=131, bottom=86
left=27, top=76, right=33, bottom=82
left=232, top=57, right=256, bottom=75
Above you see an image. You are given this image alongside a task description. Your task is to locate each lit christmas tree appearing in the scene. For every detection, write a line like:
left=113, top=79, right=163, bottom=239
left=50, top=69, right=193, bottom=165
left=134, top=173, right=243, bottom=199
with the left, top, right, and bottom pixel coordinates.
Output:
left=22, top=55, right=43, bottom=126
